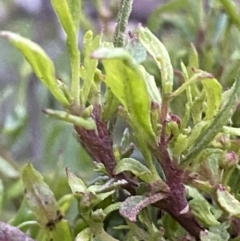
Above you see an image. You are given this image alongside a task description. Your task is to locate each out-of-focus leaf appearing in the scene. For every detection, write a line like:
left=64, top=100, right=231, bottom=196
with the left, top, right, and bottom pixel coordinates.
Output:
left=222, top=126, right=240, bottom=136
left=189, top=199, right=220, bottom=227
left=0, top=31, right=70, bottom=106
left=92, top=47, right=155, bottom=141
left=202, top=78, right=222, bottom=120
left=138, top=27, right=173, bottom=94
left=120, top=194, right=167, bottom=222
left=148, top=0, right=188, bottom=31
left=209, top=221, right=230, bottom=241
left=182, top=73, right=240, bottom=166
left=188, top=43, right=199, bottom=69
left=125, top=40, right=147, bottom=64
left=10, top=199, right=34, bottom=226
left=162, top=213, right=186, bottom=239
left=200, top=230, right=223, bottom=241
left=0, top=155, right=19, bottom=179
left=172, top=133, right=188, bottom=158
left=103, top=202, right=121, bottom=216
left=43, top=109, right=96, bottom=130
left=50, top=219, right=72, bottom=241
left=114, top=158, right=152, bottom=182
left=66, top=168, right=86, bottom=195
left=170, top=70, right=213, bottom=98
left=75, top=227, right=92, bottom=241
left=0, top=180, right=3, bottom=213
left=187, top=186, right=220, bottom=227
left=22, top=163, right=62, bottom=229
left=216, top=184, right=240, bottom=216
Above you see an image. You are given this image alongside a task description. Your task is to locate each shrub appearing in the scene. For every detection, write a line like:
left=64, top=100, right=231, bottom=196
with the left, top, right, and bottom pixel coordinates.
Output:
left=1, top=0, right=240, bottom=241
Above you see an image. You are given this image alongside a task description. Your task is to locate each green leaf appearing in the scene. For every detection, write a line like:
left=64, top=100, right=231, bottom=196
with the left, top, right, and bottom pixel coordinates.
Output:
left=50, top=219, right=73, bottom=241
left=222, top=126, right=240, bottom=136
left=66, top=168, right=86, bottom=195
left=0, top=31, right=70, bottom=106
left=51, top=0, right=80, bottom=51
left=187, top=120, right=211, bottom=150
left=43, top=109, right=96, bottom=130
left=216, top=185, right=240, bottom=216
left=81, top=31, right=101, bottom=104
left=143, top=71, right=162, bottom=105
left=103, top=202, right=121, bottom=216
left=75, top=227, right=92, bottom=241
left=137, top=26, right=173, bottom=94
left=209, top=221, right=230, bottom=241
left=172, top=133, right=188, bottom=158
left=120, top=194, right=167, bottom=222
left=202, top=78, right=222, bottom=120
left=200, top=230, right=223, bottom=241
left=114, top=158, right=152, bottom=182
left=102, top=88, right=120, bottom=121
left=51, top=0, right=81, bottom=102
left=22, top=164, right=62, bottom=229
left=188, top=43, right=199, bottom=69
left=92, top=47, right=155, bottom=141
left=189, top=199, right=220, bottom=227
left=181, top=73, right=240, bottom=166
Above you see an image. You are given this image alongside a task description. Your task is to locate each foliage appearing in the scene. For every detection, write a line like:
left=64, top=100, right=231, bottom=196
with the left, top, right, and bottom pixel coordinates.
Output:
left=1, top=0, right=240, bottom=241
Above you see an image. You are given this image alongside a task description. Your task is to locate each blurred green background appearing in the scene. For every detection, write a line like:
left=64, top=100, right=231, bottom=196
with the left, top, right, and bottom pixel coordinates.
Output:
left=1, top=0, right=240, bottom=223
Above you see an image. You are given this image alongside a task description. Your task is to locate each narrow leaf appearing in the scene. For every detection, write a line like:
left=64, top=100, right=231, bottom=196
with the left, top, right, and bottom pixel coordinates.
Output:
left=51, top=0, right=79, bottom=47
left=222, top=126, right=240, bottom=136
left=0, top=31, right=69, bottom=106
left=137, top=26, right=173, bottom=94
left=51, top=0, right=81, bottom=102
left=181, top=73, right=240, bottom=166
left=22, top=164, right=62, bottom=229
left=202, top=78, right=222, bottom=120
left=81, top=31, right=101, bottom=104
left=43, top=109, right=96, bottom=130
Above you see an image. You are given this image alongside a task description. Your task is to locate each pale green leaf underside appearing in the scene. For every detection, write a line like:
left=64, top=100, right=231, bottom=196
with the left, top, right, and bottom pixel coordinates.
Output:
left=137, top=26, right=173, bottom=94
left=114, top=158, right=152, bottom=182
left=216, top=186, right=240, bottom=217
